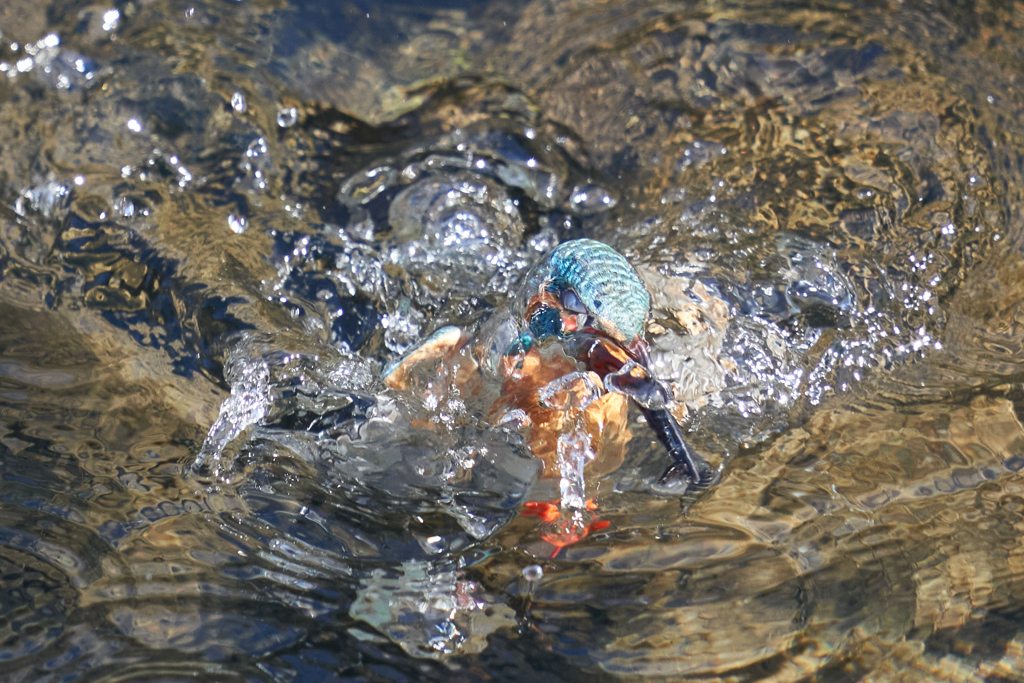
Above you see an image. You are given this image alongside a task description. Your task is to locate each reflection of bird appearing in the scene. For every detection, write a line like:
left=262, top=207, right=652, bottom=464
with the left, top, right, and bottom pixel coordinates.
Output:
left=384, top=239, right=716, bottom=550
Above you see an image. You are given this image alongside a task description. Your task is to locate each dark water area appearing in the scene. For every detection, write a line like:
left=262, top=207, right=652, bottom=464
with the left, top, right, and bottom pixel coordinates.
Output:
left=2, top=0, right=1024, bottom=680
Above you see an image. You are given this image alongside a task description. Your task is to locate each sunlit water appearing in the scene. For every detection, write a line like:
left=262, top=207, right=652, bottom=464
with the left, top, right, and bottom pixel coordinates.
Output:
left=1, top=0, right=1024, bottom=679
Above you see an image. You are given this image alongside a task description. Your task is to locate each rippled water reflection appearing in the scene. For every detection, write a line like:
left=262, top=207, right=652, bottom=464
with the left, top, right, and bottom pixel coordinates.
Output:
left=1, top=0, right=1024, bottom=679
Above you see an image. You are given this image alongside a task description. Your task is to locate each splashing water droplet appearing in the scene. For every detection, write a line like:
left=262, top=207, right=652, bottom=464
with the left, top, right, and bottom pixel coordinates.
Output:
left=114, top=196, right=134, bottom=218
left=245, top=136, right=267, bottom=159
left=194, top=353, right=270, bottom=475
left=522, top=564, right=543, bottom=581
left=102, top=9, right=120, bottom=32
left=569, top=184, right=617, bottom=215
left=228, top=213, right=247, bottom=234
left=557, top=429, right=594, bottom=511
left=276, top=106, right=298, bottom=128
left=537, top=371, right=602, bottom=412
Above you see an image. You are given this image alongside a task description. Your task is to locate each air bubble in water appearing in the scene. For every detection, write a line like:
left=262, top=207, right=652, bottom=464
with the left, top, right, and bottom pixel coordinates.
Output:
left=276, top=106, right=298, bottom=128
left=386, top=172, right=525, bottom=287
left=522, top=565, right=543, bottom=581
left=114, top=197, right=135, bottom=218
left=228, top=213, right=247, bottom=234
left=231, top=91, right=246, bottom=113
left=245, top=137, right=267, bottom=159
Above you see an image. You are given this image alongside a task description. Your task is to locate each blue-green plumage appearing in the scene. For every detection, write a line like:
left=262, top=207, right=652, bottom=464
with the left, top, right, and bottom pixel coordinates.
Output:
left=541, top=239, right=650, bottom=342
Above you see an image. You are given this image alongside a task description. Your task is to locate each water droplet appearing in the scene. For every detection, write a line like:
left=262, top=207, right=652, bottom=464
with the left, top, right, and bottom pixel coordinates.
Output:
left=528, top=227, right=558, bottom=253
left=231, top=91, right=246, bottom=113
left=126, top=118, right=142, bottom=133
left=15, top=181, right=69, bottom=217
left=177, top=166, right=192, bottom=187
left=522, top=565, right=543, bottom=581
left=276, top=106, right=298, bottom=128
left=114, top=197, right=134, bottom=218
left=417, top=535, right=445, bottom=554
left=102, top=9, right=120, bottom=32
left=245, top=137, right=267, bottom=158
left=338, top=166, right=394, bottom=206
left=228, top=213, right=247, bottom=234
left=677, top=139, right=728, bottom=171
left=569, top=184, right=617, bottom=215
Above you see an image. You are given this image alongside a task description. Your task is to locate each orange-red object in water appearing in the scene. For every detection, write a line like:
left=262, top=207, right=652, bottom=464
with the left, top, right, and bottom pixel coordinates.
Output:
left=521, top=499, right=611, bottom=558
left=382, top=327, right=631, bottom=554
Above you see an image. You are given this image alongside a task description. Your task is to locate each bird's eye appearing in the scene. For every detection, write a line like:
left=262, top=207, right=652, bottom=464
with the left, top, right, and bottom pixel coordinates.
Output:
left=561, top=289, right=587, bottom=314
left=528, top=305, right=563, bottom=340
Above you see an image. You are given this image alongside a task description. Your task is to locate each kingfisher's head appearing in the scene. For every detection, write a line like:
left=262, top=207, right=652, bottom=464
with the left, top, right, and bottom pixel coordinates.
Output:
left=476, top=239, right=652, bottom=381
left=522, top=239, right=650, bottom=347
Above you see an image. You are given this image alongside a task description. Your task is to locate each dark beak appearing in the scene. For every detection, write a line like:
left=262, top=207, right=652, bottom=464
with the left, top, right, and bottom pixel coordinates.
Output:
left=581, top=336, right=717, bottom=493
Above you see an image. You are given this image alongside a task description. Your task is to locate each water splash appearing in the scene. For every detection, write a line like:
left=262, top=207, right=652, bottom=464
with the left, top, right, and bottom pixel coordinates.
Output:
left=529, top=371, right=606, bottom=553
left=14, top=179, right=70, bottom=219
left=536, top=374, right=600, bottom=511
left=556, top=429, right=592, bottom=511
left=193, top=352, right=271, bottom=476
left=536, top=370, right=602, bottom=412
left=350, top=559, right=516, bottom=659
left=385, top=171, right=526, bottom=289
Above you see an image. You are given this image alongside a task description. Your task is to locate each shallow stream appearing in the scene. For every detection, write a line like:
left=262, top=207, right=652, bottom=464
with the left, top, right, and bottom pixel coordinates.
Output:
left=2, top=0, right=1024, bottom=680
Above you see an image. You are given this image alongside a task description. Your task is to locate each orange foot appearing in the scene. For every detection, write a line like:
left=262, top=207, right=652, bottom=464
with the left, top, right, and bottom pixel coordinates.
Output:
left=521, top=499, right=611, bottom=558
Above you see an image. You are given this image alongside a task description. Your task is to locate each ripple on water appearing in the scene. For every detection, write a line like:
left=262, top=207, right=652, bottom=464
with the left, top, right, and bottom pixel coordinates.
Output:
left=0, top=547, right=75, bottom=663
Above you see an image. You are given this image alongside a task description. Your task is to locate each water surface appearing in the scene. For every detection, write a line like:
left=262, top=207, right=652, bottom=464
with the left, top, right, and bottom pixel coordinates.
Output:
left=1, top=0, right=1024, bottom=680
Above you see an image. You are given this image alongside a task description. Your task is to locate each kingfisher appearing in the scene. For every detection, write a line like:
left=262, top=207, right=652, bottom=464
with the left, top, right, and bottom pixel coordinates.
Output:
left=383, top=239, right=716, bottom=552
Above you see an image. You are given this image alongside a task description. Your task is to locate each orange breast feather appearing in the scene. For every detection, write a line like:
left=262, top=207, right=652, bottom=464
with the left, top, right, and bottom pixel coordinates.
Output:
left=491, top=346, right=629, bottom=477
